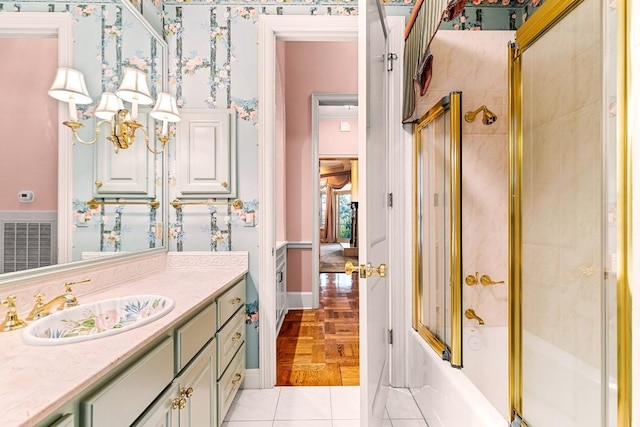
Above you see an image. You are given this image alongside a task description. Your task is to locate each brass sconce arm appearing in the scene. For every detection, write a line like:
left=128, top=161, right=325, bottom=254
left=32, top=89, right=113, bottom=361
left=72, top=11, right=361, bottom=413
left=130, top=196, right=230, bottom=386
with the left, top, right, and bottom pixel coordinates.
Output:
left=63, top=118, right=112, bottom=146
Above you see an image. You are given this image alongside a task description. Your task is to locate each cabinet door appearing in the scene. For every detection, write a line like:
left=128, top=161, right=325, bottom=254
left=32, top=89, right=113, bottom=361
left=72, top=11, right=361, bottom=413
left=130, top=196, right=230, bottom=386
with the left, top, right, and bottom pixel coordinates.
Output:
left=48, top=414, right=74, bottom=427
left=179, top=338, right=217, bottom=427
left=92, top=109, right=155, bottom=197
left=133, top=383, right=180, bottom=427
left=176, top=109, right=236, bottom=197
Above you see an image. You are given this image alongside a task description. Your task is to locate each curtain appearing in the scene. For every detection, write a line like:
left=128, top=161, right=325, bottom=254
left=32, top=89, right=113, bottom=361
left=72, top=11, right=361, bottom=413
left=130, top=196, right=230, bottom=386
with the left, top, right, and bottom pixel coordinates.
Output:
left=320, top=171, right=351, bottom=243
left=402, top=0, right=462, bottom=123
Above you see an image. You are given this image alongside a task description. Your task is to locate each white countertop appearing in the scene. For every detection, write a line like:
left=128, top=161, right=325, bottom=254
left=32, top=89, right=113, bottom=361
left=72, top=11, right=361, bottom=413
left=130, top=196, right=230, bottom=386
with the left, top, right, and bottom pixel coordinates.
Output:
left=1, top=265, right=247, bottom=427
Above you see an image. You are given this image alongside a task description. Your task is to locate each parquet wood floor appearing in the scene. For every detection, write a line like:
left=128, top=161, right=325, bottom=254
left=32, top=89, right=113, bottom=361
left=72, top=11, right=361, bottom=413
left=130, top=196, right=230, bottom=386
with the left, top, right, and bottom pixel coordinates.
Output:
left=276, top=272, right=359, bottom=386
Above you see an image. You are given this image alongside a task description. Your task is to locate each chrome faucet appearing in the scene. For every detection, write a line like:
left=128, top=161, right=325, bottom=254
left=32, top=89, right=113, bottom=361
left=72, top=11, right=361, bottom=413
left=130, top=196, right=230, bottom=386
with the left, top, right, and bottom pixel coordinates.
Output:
left=26, top=279, right=90, bottom=320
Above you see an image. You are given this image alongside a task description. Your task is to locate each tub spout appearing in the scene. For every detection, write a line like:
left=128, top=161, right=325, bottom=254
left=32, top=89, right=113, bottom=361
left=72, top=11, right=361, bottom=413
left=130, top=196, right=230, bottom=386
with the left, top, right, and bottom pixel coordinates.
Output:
left=465, top=308, right=485, bottom=325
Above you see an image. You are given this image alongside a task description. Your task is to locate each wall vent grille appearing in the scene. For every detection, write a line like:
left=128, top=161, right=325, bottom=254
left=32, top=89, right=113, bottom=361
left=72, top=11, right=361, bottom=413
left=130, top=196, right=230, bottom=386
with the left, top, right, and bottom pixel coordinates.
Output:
left=0, top=213, right=56, bottom=273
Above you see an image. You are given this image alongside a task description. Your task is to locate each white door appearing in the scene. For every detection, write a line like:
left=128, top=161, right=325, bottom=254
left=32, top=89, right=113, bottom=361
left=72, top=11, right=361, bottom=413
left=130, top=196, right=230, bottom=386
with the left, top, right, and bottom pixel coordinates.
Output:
left=357, top=0, right=390, bottom=424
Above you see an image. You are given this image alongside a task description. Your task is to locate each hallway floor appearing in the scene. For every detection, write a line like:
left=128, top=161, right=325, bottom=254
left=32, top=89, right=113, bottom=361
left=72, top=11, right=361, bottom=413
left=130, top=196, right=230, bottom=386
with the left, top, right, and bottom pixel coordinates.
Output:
left=276, top=273, right=359, bottom=386
left=222, top=386, right=430, bottom=426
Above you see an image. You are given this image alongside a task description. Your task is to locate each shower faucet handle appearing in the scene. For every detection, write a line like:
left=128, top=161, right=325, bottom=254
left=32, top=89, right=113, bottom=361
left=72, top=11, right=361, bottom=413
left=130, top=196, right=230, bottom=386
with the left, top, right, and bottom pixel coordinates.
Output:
left=479, top=274, right=505, bottom=286
left=465, top=272, right=480, bottom=286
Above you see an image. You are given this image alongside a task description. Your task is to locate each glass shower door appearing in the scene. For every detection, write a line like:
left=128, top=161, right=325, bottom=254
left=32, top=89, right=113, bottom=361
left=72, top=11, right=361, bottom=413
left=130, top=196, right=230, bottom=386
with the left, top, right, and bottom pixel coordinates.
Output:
left=509, top=0, right=618, bottom=425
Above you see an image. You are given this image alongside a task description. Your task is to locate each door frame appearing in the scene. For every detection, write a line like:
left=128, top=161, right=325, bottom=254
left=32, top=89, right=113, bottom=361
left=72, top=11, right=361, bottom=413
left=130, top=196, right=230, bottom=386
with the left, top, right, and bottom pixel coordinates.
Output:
left=257, top=14, right=409, bottom=389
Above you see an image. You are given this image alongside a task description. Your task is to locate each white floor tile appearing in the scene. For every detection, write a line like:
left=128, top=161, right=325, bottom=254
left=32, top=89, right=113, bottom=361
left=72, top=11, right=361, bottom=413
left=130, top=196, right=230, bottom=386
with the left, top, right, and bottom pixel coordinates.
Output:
left=385, top=387, right=424, bottom=419
left=390, top=420, right=430, bottom=427
left=275, top=386, right=332, bottom=420
left=273, top=421, right=332, bottom=427
left=225, top=388, right=281, bottom=421
left=221, top=422, right=273, bottom=427
left=331, top=420, right=360, bottom=427
left=330, top=386, right=360, bottom=420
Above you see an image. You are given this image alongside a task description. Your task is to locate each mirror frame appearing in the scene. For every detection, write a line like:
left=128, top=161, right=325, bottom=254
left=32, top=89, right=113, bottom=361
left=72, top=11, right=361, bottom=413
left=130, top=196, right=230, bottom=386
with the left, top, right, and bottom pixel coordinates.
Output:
left=0, top=1, right=168, bottom=287
left=412, top=92, right=463, bottom=367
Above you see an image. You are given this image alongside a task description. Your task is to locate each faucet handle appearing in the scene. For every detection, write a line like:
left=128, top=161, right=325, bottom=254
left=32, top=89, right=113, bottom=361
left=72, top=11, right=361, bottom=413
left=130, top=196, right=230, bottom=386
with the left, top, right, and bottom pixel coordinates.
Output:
left=26, top=293, right=45, bottom=321
left=1, top=295, right=27, bottom=331
left=63, top=278, right=91, bottom=308
left=64, top=278, right=91, bottom=294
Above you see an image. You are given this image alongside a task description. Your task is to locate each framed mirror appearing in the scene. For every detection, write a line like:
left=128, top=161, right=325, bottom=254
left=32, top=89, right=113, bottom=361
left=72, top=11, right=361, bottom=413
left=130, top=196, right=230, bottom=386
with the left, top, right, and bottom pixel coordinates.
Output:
left=0, top=1, right=168, bottom=283
left=412, top=92, right=463, bottom=367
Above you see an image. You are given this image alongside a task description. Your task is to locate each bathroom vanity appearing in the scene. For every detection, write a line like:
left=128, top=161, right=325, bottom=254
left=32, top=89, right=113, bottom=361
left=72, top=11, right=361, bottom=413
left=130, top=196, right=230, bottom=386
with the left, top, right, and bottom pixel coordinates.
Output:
left=0, top=252, right=248, bottom=427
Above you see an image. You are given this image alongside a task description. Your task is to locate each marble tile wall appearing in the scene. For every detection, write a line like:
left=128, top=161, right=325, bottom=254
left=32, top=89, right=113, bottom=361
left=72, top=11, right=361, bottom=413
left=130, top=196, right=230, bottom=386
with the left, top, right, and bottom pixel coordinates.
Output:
left=416, top=30, right=513, bottom=329
left=520, top=0, right=603, bottom=370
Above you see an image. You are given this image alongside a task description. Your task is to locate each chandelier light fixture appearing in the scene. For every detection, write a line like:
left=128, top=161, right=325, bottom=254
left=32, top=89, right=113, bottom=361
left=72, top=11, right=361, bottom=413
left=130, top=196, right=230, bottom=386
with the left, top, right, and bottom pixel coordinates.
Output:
left=48, top=67, right=181, bottom=154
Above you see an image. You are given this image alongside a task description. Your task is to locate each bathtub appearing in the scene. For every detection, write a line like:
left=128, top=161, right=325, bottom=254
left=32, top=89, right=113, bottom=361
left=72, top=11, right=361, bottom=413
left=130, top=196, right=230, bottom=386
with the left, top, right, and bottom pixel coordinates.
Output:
left=522, top=331, right=615, bottom=427
left=409, top=329, right=508, bottom=427
left=409, top=327, right=616, bottom=427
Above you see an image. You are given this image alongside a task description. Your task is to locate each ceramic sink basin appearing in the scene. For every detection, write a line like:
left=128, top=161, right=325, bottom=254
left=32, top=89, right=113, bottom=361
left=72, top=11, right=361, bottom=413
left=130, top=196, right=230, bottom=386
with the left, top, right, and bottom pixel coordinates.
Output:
left=22, top=295, right=175, bottom=346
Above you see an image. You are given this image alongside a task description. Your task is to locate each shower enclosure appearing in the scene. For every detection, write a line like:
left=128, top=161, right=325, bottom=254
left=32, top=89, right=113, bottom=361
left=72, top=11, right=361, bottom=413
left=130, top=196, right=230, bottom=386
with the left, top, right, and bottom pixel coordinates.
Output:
left=412, top=92, right=463, bottom=367
left=508, top=0, right=627, bottom=425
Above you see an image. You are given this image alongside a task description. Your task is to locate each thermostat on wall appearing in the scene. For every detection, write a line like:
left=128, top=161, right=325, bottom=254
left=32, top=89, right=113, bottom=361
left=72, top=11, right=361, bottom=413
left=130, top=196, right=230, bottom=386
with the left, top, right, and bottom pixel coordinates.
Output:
left=18, top=191, right=35, bottom=203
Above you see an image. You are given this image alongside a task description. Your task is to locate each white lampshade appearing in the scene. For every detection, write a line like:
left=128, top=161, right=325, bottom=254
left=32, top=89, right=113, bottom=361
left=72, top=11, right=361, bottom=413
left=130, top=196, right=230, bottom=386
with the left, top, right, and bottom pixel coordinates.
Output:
left=48, top=67, right=92, bottom=104
left=115, top=68, right=153, bottom=105
left=150, top=92, right=181, bottom=123
left=94, top=92, right=124, bottom=120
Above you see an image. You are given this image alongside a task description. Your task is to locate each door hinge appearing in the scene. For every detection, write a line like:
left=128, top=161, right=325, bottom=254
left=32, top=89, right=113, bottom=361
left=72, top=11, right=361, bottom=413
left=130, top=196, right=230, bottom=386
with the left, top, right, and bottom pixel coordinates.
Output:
left=388, top=329, right=393, bottom=345
left=387, top=53, right=398, bottom=72
left=388, top=193, right=393, bottom=207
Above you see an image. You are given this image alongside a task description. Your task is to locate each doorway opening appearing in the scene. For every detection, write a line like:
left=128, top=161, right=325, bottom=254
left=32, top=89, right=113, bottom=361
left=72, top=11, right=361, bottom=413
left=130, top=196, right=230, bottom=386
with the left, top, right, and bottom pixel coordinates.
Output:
left=319, top=158, right=359, bottom=274
left=272, top=38, right=360, bottom=385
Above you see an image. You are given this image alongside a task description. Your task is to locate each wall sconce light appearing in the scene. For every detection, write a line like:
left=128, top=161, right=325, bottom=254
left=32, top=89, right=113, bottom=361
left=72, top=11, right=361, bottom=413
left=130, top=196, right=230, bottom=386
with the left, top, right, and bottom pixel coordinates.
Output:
left=48, top=67, right=180, bottom=154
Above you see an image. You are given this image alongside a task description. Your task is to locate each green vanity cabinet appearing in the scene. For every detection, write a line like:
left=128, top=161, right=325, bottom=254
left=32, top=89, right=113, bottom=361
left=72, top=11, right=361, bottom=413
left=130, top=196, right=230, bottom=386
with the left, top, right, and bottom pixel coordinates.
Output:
left=48, top=414, right=74, bottom=427
left=80, top=337, right=175, bottom=427
left=36, top=275, right=246, bottom=427
left=135, top=338, right=217, bottom=427
left=214, top=277, right=246, bottom=423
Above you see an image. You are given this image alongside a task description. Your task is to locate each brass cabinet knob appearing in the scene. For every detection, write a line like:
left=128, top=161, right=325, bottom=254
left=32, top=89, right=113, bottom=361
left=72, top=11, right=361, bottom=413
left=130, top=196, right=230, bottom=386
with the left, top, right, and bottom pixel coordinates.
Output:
left=232, top=373, right=242, bottom=385
left=221, top=181, right=229, bottom=188
left=183, top=387, right=194, bottom=398
left=95, top=181, right=103, bottom=188
left=232, top=332, right=242, bottom=342
left=231, top=297, right=242, bottom=304
left=172, top=397, right=186, bottom=410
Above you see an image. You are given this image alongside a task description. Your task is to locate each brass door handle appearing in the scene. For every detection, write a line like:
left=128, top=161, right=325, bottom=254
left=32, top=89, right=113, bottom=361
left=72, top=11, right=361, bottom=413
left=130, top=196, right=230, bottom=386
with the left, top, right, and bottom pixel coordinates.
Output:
left=345, top=261, right=357, bottom=275
left=346, top=262, right=387, bottom=278
left=367, top=262, right=387, bottom=278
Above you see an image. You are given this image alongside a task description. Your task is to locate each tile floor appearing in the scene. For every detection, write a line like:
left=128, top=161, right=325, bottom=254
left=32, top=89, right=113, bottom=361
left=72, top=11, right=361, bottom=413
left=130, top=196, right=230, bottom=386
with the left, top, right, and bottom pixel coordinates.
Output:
left=222, top=386, right=430, bottom=426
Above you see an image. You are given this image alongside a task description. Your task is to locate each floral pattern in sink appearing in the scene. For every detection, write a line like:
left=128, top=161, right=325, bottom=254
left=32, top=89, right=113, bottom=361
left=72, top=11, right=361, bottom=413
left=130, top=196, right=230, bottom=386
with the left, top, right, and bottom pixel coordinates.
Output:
left=22, top=295, right=175, bottom=345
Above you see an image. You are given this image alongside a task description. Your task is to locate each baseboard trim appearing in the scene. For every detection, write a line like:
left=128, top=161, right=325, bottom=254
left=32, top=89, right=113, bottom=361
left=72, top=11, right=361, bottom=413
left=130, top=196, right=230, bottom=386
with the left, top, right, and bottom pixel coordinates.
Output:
left=287, top=292, right=313, bottom=309
left=241, top=368, right=261, bottom=389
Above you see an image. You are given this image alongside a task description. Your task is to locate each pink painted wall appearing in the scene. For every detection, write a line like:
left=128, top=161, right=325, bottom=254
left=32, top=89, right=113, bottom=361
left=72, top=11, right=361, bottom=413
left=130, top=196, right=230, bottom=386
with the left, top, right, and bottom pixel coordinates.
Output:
left=0, top=38, right=58, bottom=211
left=275, top=41, right=287, bottom=241
left=319, top=119, right=358, bottom=157
left=283, top=41, right=357, bottom=293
